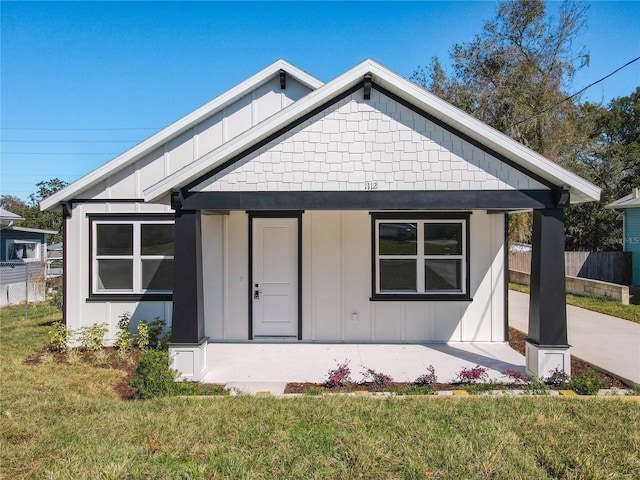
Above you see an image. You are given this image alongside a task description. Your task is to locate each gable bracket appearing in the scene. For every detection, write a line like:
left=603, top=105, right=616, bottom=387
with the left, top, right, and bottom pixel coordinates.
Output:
left=554, top=186, right=571, bottom=208
left=363, top=73, right=372, bottom=100
left=279, top=69, right=286, bottom=90
left=171, top=189, right=186, bottom=211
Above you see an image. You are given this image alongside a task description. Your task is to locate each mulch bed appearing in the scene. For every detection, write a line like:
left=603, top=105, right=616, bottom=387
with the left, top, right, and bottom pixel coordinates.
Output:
left=284, top=327, right=628, bottom=394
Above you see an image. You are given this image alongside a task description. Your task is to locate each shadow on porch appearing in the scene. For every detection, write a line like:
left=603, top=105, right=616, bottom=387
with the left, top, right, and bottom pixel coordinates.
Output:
left=200, top=342, right=525, bottom=390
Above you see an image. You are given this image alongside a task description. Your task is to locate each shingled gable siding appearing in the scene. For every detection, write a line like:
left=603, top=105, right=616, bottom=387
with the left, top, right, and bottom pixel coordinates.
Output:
left=196, top=89, right=548, bottom=194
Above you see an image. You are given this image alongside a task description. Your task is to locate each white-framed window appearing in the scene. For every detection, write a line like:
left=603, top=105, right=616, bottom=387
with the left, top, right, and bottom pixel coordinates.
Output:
left=91, top=219, right=174, bottom=295
left=6, top=239, right=41, bottom=262
left=372, top=213, right=470, bottom=300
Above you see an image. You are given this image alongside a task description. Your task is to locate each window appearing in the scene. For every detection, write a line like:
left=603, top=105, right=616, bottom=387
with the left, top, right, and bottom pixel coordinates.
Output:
left=372, top=213, right=470, bottom=300
left=6, top=240, right=41, bottom=262
left=91, top=218, right=174, bottom=297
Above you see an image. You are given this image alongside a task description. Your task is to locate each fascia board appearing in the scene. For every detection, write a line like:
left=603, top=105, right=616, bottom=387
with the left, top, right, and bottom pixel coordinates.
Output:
left=144, top=62, right=374, bottom=202
left=1, top=226, right=58, bottom=235
left=40, top=60, right=323, bottom=211
left=366, top=63, right=601, bottom=203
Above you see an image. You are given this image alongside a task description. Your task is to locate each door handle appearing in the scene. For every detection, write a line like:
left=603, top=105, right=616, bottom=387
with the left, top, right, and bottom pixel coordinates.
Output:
left=254, top=290, right=260, bottom=299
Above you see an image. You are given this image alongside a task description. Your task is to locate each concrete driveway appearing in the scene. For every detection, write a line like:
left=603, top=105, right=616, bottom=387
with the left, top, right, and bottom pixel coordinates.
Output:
left=509, top=290, right=640, bottom=386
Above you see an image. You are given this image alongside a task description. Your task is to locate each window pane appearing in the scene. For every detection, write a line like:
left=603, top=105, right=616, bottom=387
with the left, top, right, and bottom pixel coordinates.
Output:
left=142, top=259, right=173, bottom=291
left=97, top=259, right=133, bottom=290
left=424, top=223, right=462, bottom=255
left=379, top=223, right=417, bottom=255
left=425, top=259, right=461, bottom=291
left=97, top=224, right=133, bottom=255
left=380, top=259, right=416, bottom=291
left=8, top=242, right=39, bottom=260
left=141, top=224, right=174, bottom=255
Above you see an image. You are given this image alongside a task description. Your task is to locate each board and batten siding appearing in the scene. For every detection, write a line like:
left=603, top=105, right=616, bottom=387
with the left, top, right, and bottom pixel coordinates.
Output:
left=78, top=76, right=313, bottom=201
left=625, top=208, right=640, bottom=286
left=64, top=201, right=173, bottom=344
left=202, top=210, right=506, bottom=343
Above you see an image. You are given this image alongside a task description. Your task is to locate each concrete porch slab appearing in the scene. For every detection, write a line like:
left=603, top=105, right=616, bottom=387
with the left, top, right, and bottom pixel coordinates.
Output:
left=200, top=342, right=525, bottom=386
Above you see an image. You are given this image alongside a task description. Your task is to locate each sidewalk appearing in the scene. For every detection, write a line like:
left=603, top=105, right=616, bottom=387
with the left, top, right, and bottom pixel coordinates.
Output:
left=509, top=290, right=640, bottom=386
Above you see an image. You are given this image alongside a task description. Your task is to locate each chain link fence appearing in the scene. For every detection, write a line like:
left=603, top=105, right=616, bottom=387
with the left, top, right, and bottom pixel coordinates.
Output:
left=1, top=261, right=54, bottom=319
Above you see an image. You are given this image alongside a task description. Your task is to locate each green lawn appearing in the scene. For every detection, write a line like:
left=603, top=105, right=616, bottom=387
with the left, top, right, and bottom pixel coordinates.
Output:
left=509, top=283, right=640, bottom=324
left=2, top=305, right=639, bottom=479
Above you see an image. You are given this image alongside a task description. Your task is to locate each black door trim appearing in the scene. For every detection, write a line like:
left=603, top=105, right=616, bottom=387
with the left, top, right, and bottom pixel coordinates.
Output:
left=248, top=211, right=303, bottom=340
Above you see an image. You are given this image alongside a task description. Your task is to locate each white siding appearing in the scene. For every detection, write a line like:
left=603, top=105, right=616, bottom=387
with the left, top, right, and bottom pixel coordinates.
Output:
left=200, top=90, right=547, bottom=193
left=203, top=210, right=506, bottom=343
left=64, top=202, right=174, bottom=342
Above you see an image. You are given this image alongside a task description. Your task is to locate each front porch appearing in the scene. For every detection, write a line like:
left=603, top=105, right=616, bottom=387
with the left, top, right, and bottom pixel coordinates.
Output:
left=199, top=341, right=525, bottom=394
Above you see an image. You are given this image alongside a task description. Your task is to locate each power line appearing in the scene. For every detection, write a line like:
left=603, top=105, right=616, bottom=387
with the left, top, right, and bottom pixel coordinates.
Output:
left=1, top=152, right=120, bottom=155
left=0, top=127, right=160, bottom=131
left=511, top=55, right=640, bottom=128
left=2, top=140, right=140, bottom=143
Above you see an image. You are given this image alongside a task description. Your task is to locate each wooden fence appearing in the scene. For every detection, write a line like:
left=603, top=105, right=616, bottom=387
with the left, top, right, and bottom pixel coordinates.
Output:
left=509, top=251, right=632, bottom=285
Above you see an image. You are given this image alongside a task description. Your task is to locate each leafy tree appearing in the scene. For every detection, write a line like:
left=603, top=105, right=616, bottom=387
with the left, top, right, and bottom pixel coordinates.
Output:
left=5, top=179, right=68, bottom=244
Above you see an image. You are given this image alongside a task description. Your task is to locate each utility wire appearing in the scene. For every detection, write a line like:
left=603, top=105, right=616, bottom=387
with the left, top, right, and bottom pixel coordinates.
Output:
left=511, top=55, right=640, bottom=128
left=0, top=127, right=159, bottom=131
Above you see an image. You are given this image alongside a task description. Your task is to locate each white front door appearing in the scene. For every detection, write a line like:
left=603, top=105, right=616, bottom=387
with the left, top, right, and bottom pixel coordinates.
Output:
left=252, top=217, right=298, bottom=337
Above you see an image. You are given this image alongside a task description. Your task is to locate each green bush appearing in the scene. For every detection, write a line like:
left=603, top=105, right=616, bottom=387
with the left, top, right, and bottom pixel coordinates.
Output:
left=147, top=317, right=167, bottom=349
left=569, top=368, right=606, bottom=395
left=136, top=321, right=150, bottom=350
left=48, top=321, right=70, bottom=353
left=115, top=312, right=133, bottom=351
left=49, top=287, right=63, bottom=312
left=75, top=323, right=108, bottom=351
left=129, top=350, right=177, bottom=399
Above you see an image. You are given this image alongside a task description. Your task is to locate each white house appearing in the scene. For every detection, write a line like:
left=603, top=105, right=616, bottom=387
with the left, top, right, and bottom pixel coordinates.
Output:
left=41, top=59, right=600, bottom=380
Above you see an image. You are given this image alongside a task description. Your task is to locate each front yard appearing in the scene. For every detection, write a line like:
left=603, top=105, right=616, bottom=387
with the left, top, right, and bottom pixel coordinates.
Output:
left=1, top=304, right=639, bottom=479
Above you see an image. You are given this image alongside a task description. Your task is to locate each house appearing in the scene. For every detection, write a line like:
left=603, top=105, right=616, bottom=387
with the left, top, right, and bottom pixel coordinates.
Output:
left=40, top=59, right=600, bottom=380
left=607, top=187, right=640, bottom=286
left=1, top=210, right=57, bottom=306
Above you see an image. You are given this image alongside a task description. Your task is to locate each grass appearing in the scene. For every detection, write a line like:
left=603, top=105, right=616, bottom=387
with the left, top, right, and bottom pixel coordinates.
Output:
left=2, top=304, right=640, bottom=479
left=509, top=283, right=640, bottom=324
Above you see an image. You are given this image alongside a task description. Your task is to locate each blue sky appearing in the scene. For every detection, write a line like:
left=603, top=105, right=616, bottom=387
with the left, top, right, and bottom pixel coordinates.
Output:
left=1, top=1, right=639, bottom=201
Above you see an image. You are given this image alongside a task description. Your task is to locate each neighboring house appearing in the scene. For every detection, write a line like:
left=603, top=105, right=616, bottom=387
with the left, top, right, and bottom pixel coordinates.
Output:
left=47, top=242, right=64, bottom=279
left=40, top=59, right=600, bottom=380
left=0, top=217, right=57, bottom=306
left=607, top=187, right=640, bottom=286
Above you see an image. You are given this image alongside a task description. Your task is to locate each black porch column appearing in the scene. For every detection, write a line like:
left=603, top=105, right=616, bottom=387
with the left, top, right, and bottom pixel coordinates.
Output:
left=171, top=209, right=205, bottom=344
left=528, top=208, right=568, bottom=347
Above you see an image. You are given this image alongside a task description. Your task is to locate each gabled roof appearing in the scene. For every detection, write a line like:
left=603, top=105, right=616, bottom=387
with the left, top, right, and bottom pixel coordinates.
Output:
left=143, top=59, right=600, bottom=204
left=40, top=60, right=323, bottom=211
left=0, top=225, right=57, bottom=235
left=0, top=209, right=24, bottom=222
left=606, top=188, right=640, bottom=209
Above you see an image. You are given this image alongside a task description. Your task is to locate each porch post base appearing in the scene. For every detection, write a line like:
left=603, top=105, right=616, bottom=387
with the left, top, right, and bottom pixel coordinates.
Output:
left=525, top=341, right=571, bottom=379
left=169, top=337, right=209, bottom=381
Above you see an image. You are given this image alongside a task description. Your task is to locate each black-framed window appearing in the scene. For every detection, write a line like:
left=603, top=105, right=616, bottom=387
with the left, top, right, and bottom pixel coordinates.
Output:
left=90, top=216, right=174, bottom=298
left=371, top=213, right=471, bottom=301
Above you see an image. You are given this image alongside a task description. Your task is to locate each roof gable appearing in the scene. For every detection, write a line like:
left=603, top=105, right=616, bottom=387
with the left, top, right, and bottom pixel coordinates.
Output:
left=40, top=60, right=323, bottom=210
left=143, top=59, right=600, bottom=204
left=196, top=89, right=547, bottom=194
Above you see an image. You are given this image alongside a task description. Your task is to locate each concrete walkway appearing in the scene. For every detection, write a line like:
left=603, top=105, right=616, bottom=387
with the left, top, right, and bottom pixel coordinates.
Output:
left=509, top=290, right=640, bottom=386
left=201, top=342, right=525, bottom=395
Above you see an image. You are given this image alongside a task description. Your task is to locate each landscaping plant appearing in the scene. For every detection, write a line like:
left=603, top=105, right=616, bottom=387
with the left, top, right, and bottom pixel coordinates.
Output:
left=545, top=367, right=569, bottom=388
left=48, top=320, right=70, bottom=353
left=75, top=323, right=108, bottom=352
left=360, top=367, right=393, bottom=387
left=136, top=320, right=150, bottom=350
left=414, top=365, right=437, bottom=386
left=456, top=364, right=489, bottom=384
left=115, top=312, right=133, bottom=351
left=569, top=368, right=606, bottom=395
left=502, top=368, right=528, bottom=386
left=129, top=350, right=177, bottom=399
left=324, top=360, right=352, bottom=387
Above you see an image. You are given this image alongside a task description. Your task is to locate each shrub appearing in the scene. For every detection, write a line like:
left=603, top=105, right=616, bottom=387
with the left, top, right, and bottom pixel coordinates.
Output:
left=158, top=327, right=172, bottom=351
left=324, top=360, right=352, bottom=388
left=569, top=368, right=606, bottom=395
left=92, top=349, right=109, bottom=366
left=148, top=317, right=167, bottom=349
left=523, top=376, right=550, bottom=395
left=502, top=368, right=528, bottom=386
left=414, top=365, right=437, bottom=386
left=136, top=321, right=150, bottom=350
left=75, top=323, right=108, bottom=352
left=129, top=350, right=177, bottom=399
left=545, top=367, right=569, bottom=388
left=48, top=321, right=70, bottom=353
left=360, top=367, right=393, bottom=387
left=456, top=365, right=489, bottom=384
left=115, top=312, right=133, bottom=351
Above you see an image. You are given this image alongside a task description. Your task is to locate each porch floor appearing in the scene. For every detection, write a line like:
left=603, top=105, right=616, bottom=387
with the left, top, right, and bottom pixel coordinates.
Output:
left=200, top=342, right=525, bottom=394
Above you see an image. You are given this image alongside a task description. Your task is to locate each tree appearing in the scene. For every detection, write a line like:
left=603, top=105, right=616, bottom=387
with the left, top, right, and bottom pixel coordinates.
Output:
left=0, top=195, right=28, bottom=218
left=17, top=179, right=68, bottom=244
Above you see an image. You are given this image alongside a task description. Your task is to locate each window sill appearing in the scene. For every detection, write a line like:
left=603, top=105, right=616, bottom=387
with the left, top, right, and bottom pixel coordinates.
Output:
left=87, top=293, right=173, bottom=302
left=370, top=294, right=473, bottom=302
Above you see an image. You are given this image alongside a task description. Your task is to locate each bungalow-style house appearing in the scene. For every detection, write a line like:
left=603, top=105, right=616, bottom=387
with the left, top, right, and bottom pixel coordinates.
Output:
left=1, top=209, right=57, bottom=306
left=40, top=59, right=600, bottom=380
left=607, top=187, right=640, bottom=286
